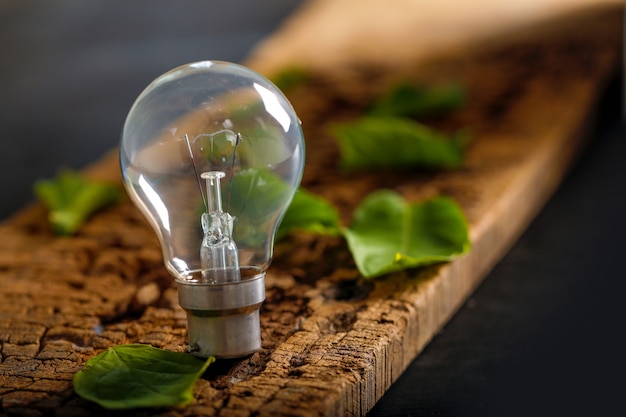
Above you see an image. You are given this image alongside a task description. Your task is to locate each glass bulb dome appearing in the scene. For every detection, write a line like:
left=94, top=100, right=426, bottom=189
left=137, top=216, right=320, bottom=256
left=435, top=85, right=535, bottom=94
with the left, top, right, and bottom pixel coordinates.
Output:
left=120, top=61, right=305, bottom=282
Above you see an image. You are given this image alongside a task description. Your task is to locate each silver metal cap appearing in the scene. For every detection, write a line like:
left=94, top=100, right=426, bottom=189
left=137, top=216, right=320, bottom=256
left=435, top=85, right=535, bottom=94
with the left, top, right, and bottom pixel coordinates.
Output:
left=177, top=267, right=265, bottom=359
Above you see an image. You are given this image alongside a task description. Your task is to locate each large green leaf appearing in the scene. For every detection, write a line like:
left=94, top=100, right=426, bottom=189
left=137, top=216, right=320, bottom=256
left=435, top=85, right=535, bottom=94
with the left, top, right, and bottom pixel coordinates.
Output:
left=73, top=344, right=214, bottom=410
left=331, top=116, right=469, bottom=171
left=277, top=187, right=341, bottom=240
left=343, top=190, right=470, bottom=278
left=229, top=168, right=292, bottom=221
left=227, top=168, right=295, bottom=248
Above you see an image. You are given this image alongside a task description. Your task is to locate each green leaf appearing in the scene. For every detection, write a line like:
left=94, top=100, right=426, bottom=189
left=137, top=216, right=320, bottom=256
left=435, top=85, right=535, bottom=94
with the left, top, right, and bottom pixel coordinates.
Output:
left=228, top=168, right=296, bottom=248
left=331, top=116, right=469, bottom=171
left=269, top=67, right=311, bottom=93
left=34, top=170, right=121, bottom=235
left=368, top=82, right=465, bottom=118
left=277, top=187, right=341, bottom=240
left=229, top=168, right=293, bottom=221
left=343, top=190, right=470, bottom=278
left=73, top=344, right=214, bottom=410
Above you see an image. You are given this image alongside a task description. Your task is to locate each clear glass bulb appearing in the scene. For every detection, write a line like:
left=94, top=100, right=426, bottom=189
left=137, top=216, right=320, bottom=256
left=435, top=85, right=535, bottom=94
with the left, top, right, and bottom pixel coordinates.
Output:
left=119, top=61, right=305, bottom=358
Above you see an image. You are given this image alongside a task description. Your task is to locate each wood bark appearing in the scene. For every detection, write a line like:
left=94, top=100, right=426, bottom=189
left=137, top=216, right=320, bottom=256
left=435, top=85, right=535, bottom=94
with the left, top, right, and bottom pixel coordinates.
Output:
left=0, top=3, right=622, bottom=416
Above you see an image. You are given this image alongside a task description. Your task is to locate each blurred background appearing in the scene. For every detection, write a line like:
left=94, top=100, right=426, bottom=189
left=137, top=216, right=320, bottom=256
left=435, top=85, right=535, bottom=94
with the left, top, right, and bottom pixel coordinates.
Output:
left=0, top=0, right=304, bottom=219
left=1, top=1, right=624, bottom=416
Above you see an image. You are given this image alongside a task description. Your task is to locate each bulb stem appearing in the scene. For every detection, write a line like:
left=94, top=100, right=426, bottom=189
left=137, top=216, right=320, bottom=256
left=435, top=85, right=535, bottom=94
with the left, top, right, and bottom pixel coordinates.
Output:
left=202, top=171, right=225, bottom=213
left=200, top=171, right=241, bottom=283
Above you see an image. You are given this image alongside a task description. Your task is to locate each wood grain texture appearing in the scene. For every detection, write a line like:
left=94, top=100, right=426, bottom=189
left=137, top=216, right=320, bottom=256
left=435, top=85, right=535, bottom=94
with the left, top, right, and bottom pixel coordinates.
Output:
left=0, top=2, right=622, bottom=416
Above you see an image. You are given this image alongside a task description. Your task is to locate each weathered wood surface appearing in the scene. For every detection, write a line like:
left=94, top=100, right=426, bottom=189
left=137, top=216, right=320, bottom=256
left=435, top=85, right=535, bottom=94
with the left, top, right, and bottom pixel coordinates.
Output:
left=0, top=2, right=622, bottom=416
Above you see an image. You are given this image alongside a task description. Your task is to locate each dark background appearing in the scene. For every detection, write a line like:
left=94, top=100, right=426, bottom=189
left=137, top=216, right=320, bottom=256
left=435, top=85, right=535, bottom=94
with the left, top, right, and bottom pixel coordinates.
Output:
left=1, top=1, right=624, bottom=416
left=0, top=0, right=303, bottom=219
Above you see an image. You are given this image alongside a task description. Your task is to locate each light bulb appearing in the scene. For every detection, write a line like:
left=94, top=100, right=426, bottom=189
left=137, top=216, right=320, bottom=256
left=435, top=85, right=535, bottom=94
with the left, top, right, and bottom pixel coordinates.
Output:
left=119, top=61, right=305, bottom=358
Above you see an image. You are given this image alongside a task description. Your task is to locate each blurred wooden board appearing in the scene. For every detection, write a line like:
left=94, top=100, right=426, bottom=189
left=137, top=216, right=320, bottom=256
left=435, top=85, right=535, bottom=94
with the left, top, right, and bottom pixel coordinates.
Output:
left=247, top=0, right=623, bottom=75
left=0, top=2, right=622, bottom=416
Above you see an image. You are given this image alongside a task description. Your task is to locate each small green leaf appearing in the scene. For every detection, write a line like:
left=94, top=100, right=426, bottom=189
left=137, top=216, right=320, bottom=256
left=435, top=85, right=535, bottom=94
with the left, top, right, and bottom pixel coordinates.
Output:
left=331, top=116, right=469, bottom=171
left=269, top=67, right=311, bottom=93
left=277, top=188, right=341, bottom=240
left=34, top=170, right=121, bottom=235
left=368, top=82, right=465, bottom=118
left=73, top=344, right=214, bottom=410
left=343, top=190, right=470, bottom=278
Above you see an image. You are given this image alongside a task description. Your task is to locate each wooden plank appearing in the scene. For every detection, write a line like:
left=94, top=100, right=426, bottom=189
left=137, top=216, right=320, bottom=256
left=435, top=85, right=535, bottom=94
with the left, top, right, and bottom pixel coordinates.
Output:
left=246, top=0, right=623, bottom=75
left=0, top=2, right=622, bottom=416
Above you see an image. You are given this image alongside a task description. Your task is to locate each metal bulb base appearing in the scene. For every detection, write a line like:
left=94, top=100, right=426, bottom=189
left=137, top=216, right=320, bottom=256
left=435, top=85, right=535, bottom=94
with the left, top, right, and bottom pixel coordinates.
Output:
left=177, top=267, right=265, bottom=359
